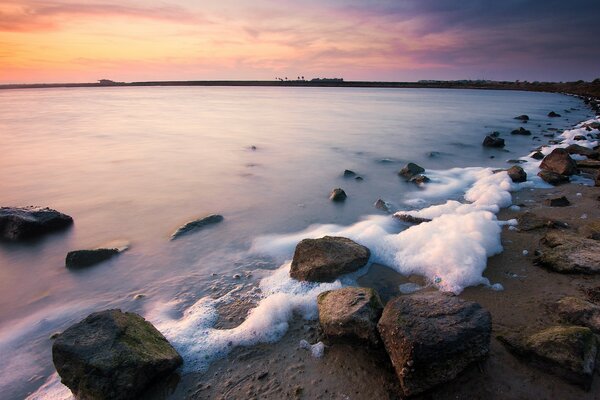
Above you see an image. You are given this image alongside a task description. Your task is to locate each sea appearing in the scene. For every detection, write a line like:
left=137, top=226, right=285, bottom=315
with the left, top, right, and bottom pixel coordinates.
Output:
left=0, top=86, right=595, bottom=399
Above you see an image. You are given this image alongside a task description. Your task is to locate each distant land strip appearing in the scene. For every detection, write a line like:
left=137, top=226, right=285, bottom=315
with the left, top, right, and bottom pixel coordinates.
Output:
left=1, top=80, right=599, bottom=98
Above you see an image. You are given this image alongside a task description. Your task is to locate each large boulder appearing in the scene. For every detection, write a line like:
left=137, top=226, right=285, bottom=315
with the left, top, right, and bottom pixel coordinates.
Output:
left=556, top=297, right=600, bottom=333
left=536, top=231, right=600, bottom=274
left=499, top=325, right=597, bottom=390
left=318, top=287, right=383, bottom=344
left=290, top=236, right=370, bottom=282
left=0, top=206, right=73, bottom=241
left=539, top=148, right=578, bottom=176
left=377, top=292, right=491, bottom=397
left=507, top=165, right=527, bottom=183
left=171, top=214, right=223, bottom=240
left=52, top=309, right=183, bottom=400
left=482, top=135, right=505, bottom=148
left=398, top=163, right=425, bottom=179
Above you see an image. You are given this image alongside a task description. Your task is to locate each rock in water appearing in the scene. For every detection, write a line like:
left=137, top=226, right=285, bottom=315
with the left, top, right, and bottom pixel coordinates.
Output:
left=511, top=127, right=532, bottom=135
left=536, top=231, right=600, bottom=274
left=0, top=206, right=73, bottom=241
left=514, top=114, right=530, bottom=121
left=318, top=287, right=383, bottom=344
left=374, top=199, right=391, bottom=213
left=343, top=169, right=356, bottom=177
left=482, top=135, right=505, bottom=148
left=499, top=326, right=596, bottom=390
left=556, top=297, right=600, bottom=333
left=170, top=214, right=223, bottom=240
left=409, top=174, right=430, bottom=185
left=530, top=151, right=544, bottom=160
left=398, top=163, right=425, bottom=179
left=507, top=165, right=527, bottom=183
left=290, top=236, right=370, bottom=282
left=52, top=309, right=183, bottom=400
left=540, top=148, right=578, bottom=176
left=548, top=111, right=561, bottom=117
left=537, top=170, right=569, bottom=185
left=377, top=292, right=491, bottom=397
left=393, top=213, right=431, bottom=225
left=66, top=249, right=121, bottom=269
left=329, top=188, right=347, bottom=202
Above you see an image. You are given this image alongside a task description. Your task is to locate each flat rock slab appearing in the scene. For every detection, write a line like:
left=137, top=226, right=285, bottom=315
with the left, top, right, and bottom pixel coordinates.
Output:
left=536, top=231, right=600, bottom=274
left=53, top=309, right=182, bottom=400
left=499, top=325, right=597, bottom=390
left=377, top=292, right=491, bottom=397
left=0, top=206, right=73, bottom=241
left=318, top=287, right=383, bottom=344
left=556, top=297, right=600, bottom=334
left=171, top=214, right=223, bottom=240
left=516, top=212, right=557, bottom=231
left=290, top=236, right=370, bottom=282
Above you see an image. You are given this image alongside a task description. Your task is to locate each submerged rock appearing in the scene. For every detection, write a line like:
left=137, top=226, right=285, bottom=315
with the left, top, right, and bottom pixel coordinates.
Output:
left=171, top=214, right=224, bottom=240
left=544, top=196, right=570, bottom=207
left=507, top=165, right=527, bottom=183
left=343, top=169, right=356, bottom=177
left=409, top=174, right=430, bottom=185
left=511, top=127, right=532, bottom=136
left=482, top=135, right=505, bottom=148
left=398, top=163, right=425, bottom=179
left=52, top=309, right=183, bottom=400
left=377, top=292, right=491, bottom=397
left=318, top=287, right=383, bottom=344
left=374, top=199, right=392, bottom=213
left=548, top=111, right=561, bottom=117
left=0, top=206, right=73, bottom=241
left=514, top=114, right=530, bottom=121
left=556, top=297, right=600, bottom=334
left=329, top=188, right=347, bottom=202
left=536, top=231, right=600, bottom=274
left=540, top=148, right=578, bottom=176
left=537, top=170, right=570, bottom=185
left=566, top=144, right=599, bottom=159
left=66, top=248, right=121, bottom=269
left=290, top=236, right=370, bottom=282
left=498, top=325, right=596, bottom=390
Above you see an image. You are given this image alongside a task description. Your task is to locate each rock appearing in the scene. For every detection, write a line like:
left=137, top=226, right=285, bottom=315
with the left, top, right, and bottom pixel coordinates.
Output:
left=482, top=135, right=505, bottom=148
left=409, top=174, right=430, bottom=185
left=0, top=206, right=73, bottom=241
left=490, top=131, right=501, bottom=137
left=317, top=287, right=383, bottom=344
left=511, top=127, right=531, bottom=135
left=377, top=292, right=491, bottom=397
left=516, top=212, right=558, bottom=231
left=52, top=309, right=183, bottom=400
left=290, top=236, right=370, bottom=282
left=544, top=196, right=570, bottom=207
left=530, top=151, right=545, bottom=160
left=537, top=170, right=569, bottom=185
left=536, top=231, right=600, bottom=274
left=555, top=297, right=600, bottom=334
left=329, top=188, right=347, bottom=202
left=355, top=176, right=363, bottom=181
left=507, top=166, right=527, bottom=183
left=566, top=144, right=599, bottom=159
left=540, top=148, right=578, bottom=175
left=498, top=325, right=596, bottom=390
left=574, top=135, right=587, bottom=141
left=579, top=220, right=600, bottom=240
left=393, top=213, right=431, bottom=225
left=548, top=111, right=561, bottom=117
left=171, top=214, right=223, bottom=240
left=514, top=114, right=530, bottom=121
left=576, top=159, right=600, bottom=169
left=507, top=159, right=527, bottom=164
left=374, top=199, right=391, bottom=213
left=343, top=169, right=356, bottom=177
left=66, top=248, right=121, bottom=269
left=583, top=122, right=600, bottom=130
left=398, top=163, right=425, bottom=179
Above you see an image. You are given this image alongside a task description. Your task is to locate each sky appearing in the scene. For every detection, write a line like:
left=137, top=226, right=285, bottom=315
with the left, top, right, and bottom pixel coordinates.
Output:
left=1, top=0, right=599, bottom=84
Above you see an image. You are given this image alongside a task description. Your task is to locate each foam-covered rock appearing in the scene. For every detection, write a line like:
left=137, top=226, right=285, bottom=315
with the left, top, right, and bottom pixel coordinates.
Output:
left=506, top=165, right=527, bottom=183
left=52, top=309, right=182, bottom=400
left=0, top=206, right=73, bottom=241
left=318, top=287, right=383, bottom=344
left=556, top=297, right=600, bottom=333
left=536, top=231, right=600, bottom=274
left=499, top=325, right=596, bottom=390
left=290, top=236, right=370, bottom=282
left=171, top=214, right=223, bottom=240
left=540, top=148, right=578, bottom=176
left=377, top=292, right=491, bottom=397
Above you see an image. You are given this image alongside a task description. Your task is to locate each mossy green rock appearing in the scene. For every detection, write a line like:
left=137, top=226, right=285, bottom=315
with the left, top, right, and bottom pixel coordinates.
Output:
left=318, top=287, right=383, bottom=344
left=499, top=325, right=597, bottom=390
left=52, top=309, right=182, bottom=400
left=536, top=231, right=600, bottom=274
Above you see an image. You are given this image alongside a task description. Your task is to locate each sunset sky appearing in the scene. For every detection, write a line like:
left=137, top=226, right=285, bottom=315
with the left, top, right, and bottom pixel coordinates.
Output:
left=1, top=0, right=599, bottom=84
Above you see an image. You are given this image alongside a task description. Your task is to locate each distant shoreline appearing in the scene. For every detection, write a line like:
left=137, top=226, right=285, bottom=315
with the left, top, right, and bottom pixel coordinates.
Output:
left=1, top=80, right=599, bottom=98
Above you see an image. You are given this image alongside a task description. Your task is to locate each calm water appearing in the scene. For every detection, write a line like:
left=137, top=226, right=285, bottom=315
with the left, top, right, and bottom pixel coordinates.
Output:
left=0, top=87, right=593, bottom=398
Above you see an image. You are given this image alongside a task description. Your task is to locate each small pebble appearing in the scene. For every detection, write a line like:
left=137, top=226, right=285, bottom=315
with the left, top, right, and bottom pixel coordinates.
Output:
left=522, top=250, right=529, bottom=256
left=233, top=274, right=241, bottom=279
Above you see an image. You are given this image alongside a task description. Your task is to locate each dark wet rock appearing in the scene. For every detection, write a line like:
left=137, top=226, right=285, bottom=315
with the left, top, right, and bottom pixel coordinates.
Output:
left=537, top=170, right=570, bottom=185
left=394, top=213, right=431, bottom=225
left=576, top=159, right=600, bottom=169
left=530, top=151, right=545, bottom=160
left=343, top=169, right=356, bottom=177
left=511, top=127, right=531, bottom=135
left=579, top=220, right=600, bottom=240
left=427, top=151, right=442, bottom=157
left=52, top=309, right=183, bottom=400
left=540, top=148, right=578, bottom=176
left=329, top=188, right=347, bottom=202
left=514, top=115, right=530, bottom=121
left=66, top=248, right=121, bottom=269
left=290, top=236, right=370, bottom=282
left=377, top=292, right=491, bottom=397
left=583, top=122, right=600, bottom=130
left=544, top=196, right=570, bottom=207
left=498, top=325, right=596, bottom=390
left=516, top=212, right=561, bottom=231
left=0, top=206, right=73, bottom=241
left=536, top=231, right=600, bottom=274
left=507, top=159, right=526, bottom=164
left=548, top=111, right=561, bottom=117
left=507, top=166, right=527, bottom=183
left=318, top=287, right=383, bottom=344
left=355, top=176, right=363, bottom=181
left=398, top=163, right=425, bottom=179
left=490, top=131, right=501, bottom=137
left=409, top=174, right=430, bottom=185
left=250, top=145, right=257, bottom=150
left=171, top=214, right=224, bottom=240
left=566, top=144, right=599, bottom=159
left=555, top=297, right=600, bottom=334
left=374, top=199, right=392, bottom=213
left=573, top=135, right=587, bottom=141
left=482, top=135, right=505, bottom=148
